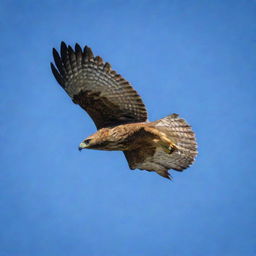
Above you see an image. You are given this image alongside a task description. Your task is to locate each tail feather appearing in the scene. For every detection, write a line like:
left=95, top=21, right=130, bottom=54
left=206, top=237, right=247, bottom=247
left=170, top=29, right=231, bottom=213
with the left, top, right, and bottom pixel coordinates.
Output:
left=123, top=113, right=197, bottom=179
left=155, top=113, right=198, bottom=171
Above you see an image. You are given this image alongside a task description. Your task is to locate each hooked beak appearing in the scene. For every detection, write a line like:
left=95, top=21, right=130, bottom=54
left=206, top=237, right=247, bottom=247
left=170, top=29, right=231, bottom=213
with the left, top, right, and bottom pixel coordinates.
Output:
left=78, top=142, right=87, bottom=151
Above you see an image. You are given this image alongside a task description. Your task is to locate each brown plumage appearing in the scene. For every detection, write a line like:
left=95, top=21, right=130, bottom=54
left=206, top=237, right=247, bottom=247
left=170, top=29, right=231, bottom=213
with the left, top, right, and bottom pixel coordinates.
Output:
left=51, top=42, right=197, bottom=179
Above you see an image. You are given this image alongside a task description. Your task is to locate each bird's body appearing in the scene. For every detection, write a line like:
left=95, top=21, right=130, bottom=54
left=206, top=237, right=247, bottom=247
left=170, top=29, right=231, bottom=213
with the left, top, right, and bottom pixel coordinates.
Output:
left=51, top=42, right=197, bottom=179
left=80, top=121, right=176, bottom=151
left=80, top=122, right=147, bottom=151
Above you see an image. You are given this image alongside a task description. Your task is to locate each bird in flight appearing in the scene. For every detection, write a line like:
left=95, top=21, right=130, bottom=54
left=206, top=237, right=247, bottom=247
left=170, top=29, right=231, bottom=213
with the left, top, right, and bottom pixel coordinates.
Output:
left=51, top=42, right=197, bottom=179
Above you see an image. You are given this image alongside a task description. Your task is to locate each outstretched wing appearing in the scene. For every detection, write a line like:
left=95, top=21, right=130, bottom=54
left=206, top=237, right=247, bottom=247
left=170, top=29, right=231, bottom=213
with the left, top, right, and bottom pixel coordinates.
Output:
left=123, top=114, right=197, bottom=179
left=51, top=42, right=148, bottom=129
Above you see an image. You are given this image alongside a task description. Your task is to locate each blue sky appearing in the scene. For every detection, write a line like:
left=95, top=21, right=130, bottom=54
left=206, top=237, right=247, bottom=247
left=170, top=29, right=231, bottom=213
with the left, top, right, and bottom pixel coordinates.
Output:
left=1, top=0, right=256, bottom=255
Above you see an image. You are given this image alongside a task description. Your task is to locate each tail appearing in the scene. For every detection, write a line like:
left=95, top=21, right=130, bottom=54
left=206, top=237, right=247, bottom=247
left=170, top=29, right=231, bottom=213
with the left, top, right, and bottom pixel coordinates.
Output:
left=123, top=113, right=197, bottom=180
left=155, top=113, right=198, bottom=171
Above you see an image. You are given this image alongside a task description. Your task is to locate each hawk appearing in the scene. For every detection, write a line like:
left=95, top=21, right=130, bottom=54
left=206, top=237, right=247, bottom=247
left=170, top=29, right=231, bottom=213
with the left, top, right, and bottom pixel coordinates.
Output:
left=51, top=42, right=197, bottom=179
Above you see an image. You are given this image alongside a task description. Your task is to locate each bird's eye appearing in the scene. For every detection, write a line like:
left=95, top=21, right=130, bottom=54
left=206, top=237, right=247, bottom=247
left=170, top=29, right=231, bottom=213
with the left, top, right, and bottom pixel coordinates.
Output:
left=84, top=139, right=91, bottom=145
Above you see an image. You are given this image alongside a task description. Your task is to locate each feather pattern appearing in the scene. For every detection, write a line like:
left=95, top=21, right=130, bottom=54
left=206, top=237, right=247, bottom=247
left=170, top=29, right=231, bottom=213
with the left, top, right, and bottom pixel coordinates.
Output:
left=51, top=42, right=147, bottom=129
left=123, top=114, right=197, bottom=179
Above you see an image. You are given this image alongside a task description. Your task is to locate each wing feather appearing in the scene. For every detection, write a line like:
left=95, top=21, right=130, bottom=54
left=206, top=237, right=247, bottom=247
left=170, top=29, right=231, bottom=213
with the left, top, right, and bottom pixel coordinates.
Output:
left=51, top=42, right=147, bottom=129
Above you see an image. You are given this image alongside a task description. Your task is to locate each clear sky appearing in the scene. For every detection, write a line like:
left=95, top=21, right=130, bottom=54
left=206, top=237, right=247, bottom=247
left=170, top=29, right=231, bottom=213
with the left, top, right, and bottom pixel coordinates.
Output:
left=1, top=0, right=256, bottom=255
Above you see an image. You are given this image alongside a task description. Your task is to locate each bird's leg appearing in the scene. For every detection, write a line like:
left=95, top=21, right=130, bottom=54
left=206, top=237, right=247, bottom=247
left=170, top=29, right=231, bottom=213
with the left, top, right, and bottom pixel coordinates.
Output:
left=144, top=126, right=178, bottom=154
left=159, top=136, right=178, bottom=154
left=152, top=137, right=177, bottom=154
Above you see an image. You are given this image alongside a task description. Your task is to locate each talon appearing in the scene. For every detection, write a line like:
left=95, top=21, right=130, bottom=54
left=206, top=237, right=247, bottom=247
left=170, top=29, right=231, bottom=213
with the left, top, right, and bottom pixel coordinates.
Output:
left=168, top=143, right=177, bottom=154
left=158, top=139, right=178, bottom=154
left=168, top=146, right=175, bottom=154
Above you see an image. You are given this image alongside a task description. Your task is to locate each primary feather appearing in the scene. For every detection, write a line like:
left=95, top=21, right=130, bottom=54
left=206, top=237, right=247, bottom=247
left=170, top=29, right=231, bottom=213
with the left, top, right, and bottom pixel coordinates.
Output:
left=51, top=42, right=147, bottom=129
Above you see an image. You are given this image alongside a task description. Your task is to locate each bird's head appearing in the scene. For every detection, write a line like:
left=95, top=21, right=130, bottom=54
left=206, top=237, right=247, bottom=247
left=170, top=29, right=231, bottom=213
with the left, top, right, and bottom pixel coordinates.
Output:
left=78, top=137, right=93, bottom=150
left=78, top=128, right=110, bottom=151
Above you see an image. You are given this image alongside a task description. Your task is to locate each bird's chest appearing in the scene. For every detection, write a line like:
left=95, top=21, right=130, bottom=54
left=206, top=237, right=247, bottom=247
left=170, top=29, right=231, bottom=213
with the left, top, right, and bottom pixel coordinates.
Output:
left=105, top=125, right=144, bottom=151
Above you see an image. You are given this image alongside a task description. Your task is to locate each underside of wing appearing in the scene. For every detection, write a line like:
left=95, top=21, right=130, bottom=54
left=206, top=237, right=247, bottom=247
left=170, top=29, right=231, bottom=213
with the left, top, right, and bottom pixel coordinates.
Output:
left=51, top=42, right=148, bottom=129
left=124, top=147, right=185, bottom=179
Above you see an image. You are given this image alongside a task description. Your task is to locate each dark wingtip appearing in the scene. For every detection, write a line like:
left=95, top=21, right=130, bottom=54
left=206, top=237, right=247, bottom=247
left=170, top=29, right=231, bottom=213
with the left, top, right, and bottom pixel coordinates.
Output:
left=52, top=46, right=67, bottom=78
left=75, top=43, right=82, bottom=53
left=50, top=62, right=55, bottom=71
left=84, top=46, right=94, bottom=59
left=51, top=62, right=65, bottom=87
left=68, top=45, right=75, bottom=54
left=60, top=41, right=68, bottom=59
left=52, top=48, right=58, bottom=63
left=61, top=41, right=67, bottom=48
